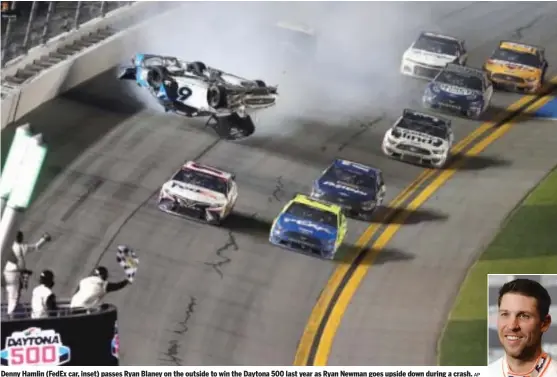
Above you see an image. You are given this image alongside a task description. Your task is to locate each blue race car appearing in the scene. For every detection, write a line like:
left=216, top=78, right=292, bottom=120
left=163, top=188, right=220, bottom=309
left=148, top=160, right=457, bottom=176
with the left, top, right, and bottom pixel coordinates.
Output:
left=310, top=159, right=386, bottom=221
left=269, top=194, right=347, bottom=260
left=422, top=63, right=493, bottom=120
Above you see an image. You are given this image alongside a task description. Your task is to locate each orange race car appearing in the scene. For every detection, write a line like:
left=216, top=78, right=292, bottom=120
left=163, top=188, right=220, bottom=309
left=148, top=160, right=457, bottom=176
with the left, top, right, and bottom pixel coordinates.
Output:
left=483, top=41, right=548, bottom=94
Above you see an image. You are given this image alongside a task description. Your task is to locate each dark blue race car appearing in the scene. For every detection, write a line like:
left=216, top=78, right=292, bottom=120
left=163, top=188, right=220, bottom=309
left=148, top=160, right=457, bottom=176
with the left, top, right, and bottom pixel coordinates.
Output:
left=422, top=63, right=493, bottom=119
left=310, top=159, right=386, bottom=221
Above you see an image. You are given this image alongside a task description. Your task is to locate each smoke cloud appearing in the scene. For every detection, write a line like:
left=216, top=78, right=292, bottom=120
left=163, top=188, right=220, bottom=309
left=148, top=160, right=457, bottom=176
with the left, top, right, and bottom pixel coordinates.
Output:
left=126, top=2, right=466, bottom=134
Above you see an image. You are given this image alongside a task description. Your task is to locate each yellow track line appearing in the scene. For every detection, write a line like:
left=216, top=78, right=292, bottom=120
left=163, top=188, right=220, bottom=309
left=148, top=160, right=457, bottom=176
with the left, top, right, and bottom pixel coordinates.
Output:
left=294, top=77, right=557, bottom=366
left=310, top=93, right=554, bottom=366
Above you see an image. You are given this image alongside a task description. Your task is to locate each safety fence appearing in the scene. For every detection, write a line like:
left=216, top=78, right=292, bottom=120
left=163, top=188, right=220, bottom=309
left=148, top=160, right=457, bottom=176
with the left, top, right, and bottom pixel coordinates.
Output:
left=1, top=302, right=119, bottom=366
left=1, top=1, right=134, bottom=67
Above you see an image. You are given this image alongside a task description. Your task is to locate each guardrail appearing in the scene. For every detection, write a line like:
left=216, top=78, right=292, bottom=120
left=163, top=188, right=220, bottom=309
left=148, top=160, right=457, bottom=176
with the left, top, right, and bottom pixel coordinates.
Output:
left=1, top=2, right=182, bottom=130
left=1, top=302, right=119, bottom=366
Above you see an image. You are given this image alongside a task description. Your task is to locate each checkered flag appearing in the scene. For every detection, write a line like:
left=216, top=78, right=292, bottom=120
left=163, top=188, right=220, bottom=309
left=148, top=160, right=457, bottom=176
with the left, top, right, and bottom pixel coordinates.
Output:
left=116, top=245, right=139, bottom=282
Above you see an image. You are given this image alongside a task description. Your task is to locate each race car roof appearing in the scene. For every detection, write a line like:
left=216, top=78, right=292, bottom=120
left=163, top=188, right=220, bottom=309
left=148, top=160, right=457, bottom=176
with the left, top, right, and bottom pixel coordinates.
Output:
left=332, top=159, right=380, bottom=177
left=499, top=41, right=544, bottom=54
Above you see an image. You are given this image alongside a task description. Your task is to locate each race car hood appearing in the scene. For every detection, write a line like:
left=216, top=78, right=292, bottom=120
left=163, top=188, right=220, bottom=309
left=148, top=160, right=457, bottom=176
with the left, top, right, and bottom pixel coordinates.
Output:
left=484, top=59, right=542, bottom=79
left=275, top=213, right=337, bottom=242
left=163, top=181, right=227, bottom=206
left=428, top=81, right=482, bottom=100
left=315, top=178, right=376, bottom=202
left=404, top=48, right=457, bottom=67
left=389, top=128, right=449, bottom=149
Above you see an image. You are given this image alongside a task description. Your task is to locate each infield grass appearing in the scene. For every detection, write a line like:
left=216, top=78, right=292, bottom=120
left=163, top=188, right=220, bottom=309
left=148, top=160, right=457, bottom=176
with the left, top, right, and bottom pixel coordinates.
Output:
left=437, top=166, right=557, bottom=366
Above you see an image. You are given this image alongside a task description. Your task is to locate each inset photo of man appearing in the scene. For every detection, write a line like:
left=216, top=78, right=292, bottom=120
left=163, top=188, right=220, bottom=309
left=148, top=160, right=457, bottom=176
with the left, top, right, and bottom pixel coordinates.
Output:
left=488, top=274, right=557, bottom=377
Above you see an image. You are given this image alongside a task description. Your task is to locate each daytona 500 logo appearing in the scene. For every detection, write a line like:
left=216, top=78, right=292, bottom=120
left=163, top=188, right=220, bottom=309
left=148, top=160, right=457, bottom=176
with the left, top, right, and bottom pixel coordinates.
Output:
left=0, top=327, right=71, bottom=366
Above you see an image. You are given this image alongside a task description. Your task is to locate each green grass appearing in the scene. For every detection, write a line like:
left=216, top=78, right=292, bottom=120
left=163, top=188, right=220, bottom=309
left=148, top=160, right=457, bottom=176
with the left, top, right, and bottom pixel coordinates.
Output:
left=438, top=167, right=557, bottom=366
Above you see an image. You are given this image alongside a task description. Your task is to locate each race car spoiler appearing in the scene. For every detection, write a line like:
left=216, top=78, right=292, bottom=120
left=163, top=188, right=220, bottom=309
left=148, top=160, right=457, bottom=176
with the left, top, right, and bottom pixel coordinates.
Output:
left=444, top=63, right=486, bottom=79
left=499, top=40, right=545, bottom=54
left=421, top=31, right=462, bottom=42
left=402, top=108, right=452, bottom=128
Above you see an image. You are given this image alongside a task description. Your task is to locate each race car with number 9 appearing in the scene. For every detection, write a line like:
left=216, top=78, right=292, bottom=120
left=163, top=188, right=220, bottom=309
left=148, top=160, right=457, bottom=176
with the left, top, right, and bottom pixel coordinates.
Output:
left=118, top=53, right=279, bottom=139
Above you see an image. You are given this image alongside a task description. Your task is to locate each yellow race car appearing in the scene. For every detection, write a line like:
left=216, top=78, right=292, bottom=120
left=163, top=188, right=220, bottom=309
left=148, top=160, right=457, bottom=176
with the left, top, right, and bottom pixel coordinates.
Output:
left=269, top=193, right=347, bottom=259
left=483, top=41, right=548, bottom=94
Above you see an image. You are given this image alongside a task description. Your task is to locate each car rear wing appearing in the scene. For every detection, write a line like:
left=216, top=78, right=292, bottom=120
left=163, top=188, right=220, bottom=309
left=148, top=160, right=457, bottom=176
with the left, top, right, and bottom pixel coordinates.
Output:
left=420, top=31, right=462, bottom=43
left=499, top=40, right=545, bottom=54
left=402, top=108, right=452, bottom=129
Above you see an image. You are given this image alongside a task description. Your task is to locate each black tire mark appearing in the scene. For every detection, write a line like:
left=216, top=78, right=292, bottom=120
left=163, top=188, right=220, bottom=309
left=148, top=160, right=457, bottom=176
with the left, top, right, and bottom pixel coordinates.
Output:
left=159, top=296, right=197, bottom=366
left=512, top=14, right=544, bottom=39
left=337, top=116, right=383, bottom=152
left=204, top=231, right=239, bottom=279
left=60, top=176, right=104, bottom=222
left=268, top=176, right=285, bottom=203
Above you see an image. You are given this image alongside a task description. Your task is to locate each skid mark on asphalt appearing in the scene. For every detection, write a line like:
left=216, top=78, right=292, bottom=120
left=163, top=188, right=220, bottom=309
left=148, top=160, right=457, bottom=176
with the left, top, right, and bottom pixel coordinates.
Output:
left=512, top=14, right=544, bottom=39
left=269, top=176, right=286, bottom=203
left=337, top=116, right=383, bottom=152
left=60, top=176, right=105, bottom=222
left=204, top=232, right=240, bottom=279
left=160, top=296, right=198, bottom=366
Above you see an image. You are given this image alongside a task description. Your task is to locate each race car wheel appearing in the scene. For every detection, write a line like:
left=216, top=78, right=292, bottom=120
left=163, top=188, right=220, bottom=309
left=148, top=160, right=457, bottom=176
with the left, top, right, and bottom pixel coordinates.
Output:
left=158, top=199, right=177, bottom=213
left=207, top=85, right=227, bottom=108
left=255, top=80, right=266, bottom=87
left=147, top=66, right=165, bottom=89
left=204, top=210, right=221, bottom=225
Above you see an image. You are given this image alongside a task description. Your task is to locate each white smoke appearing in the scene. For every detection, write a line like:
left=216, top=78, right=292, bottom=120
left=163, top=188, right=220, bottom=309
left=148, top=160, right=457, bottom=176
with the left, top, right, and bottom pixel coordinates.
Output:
left=126, top=2, right=464, bottom=134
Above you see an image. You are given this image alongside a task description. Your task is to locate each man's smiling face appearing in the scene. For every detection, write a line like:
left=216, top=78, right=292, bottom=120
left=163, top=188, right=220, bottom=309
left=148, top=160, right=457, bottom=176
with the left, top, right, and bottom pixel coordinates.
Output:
left=497, top=292, right=550, bottom=359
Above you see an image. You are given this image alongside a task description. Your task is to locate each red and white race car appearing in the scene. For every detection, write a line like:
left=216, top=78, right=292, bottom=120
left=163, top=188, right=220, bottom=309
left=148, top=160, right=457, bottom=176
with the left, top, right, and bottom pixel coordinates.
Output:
left=157, top=161, right=238, bottom=225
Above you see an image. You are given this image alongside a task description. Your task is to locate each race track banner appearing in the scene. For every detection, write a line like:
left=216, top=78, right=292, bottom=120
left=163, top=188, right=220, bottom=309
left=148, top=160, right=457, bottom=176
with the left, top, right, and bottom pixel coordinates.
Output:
left=1, top=304, right=119, bottom=366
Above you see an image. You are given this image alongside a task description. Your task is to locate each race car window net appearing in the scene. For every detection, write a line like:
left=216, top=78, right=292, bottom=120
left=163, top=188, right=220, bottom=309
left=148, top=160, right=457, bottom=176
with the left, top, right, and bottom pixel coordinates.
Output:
left=414, top=35, right=460, bottom=56
left=285, top=202, right=338, bottom=229
left=173, top=169, right=229, bottom=195
left=325, top=166, right=377, bottom=190
left=435, top=71, right=484, bottom=92
left=491, top=48, right=542, bottom=68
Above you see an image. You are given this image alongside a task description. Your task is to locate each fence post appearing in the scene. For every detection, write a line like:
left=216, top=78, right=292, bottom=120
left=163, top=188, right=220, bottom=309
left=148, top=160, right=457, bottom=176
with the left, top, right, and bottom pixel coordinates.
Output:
left=1, top=1, right=18, bottom=67
left=73, top=1, right=82, bottom=30
left=21, top=1, right=39, bottom=53
left=99, top=1, right=107, bottom=17
left=41, top=1, right=55, bottom=44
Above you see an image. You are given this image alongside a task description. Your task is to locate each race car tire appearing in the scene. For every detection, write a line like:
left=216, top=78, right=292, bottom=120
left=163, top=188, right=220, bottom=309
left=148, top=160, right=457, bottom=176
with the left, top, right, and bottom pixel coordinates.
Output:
left=158, top=198, right=177, bottom=213
left=204, top=210, right=221, bottom=226
left=255, top=80, right=267, bottom=87
left=147, top=66, right=166, bottom=89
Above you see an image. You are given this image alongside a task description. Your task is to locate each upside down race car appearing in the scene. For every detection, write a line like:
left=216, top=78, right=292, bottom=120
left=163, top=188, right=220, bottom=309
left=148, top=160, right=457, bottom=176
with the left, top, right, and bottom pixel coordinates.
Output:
left=483, top=41, right=548, bottom=94
left=382, top=109, right=454, bottom=168
left=310, top=159, right=386, bottom=221
left=158, top=161, right=239, bottom=225
left=422, top=63, right=493, bottom=119
left=118, top=53, right=279, bottom=140
left=269, top=194, right=347, bottom=260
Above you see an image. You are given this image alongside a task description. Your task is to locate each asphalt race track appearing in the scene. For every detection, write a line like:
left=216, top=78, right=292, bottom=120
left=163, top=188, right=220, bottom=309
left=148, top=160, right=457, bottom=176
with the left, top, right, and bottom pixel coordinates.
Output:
left=3, top=1, right=557, bottom=366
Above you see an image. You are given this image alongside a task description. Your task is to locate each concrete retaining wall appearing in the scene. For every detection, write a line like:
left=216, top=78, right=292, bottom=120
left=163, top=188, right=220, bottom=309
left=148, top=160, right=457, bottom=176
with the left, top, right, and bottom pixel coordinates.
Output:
left=1, top=3, right=183, bottom=130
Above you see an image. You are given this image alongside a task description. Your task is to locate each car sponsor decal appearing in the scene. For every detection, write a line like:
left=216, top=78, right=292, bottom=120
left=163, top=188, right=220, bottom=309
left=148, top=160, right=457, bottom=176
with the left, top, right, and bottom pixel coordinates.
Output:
left=323, top=181, right=368, bottom=196
left=438, top=84, right=474, bottom=96
left=283, top=217, right=334, bottom=234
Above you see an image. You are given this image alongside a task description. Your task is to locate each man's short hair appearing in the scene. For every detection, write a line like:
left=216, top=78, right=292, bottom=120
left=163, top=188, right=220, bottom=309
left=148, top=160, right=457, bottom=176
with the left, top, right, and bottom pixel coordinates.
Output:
left=498, top=278, right=551, bottom=319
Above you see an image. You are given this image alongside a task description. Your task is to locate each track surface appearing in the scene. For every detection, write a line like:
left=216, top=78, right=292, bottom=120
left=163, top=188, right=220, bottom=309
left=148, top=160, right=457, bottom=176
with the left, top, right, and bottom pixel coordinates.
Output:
left=2, top=1, right=557, bottom=366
